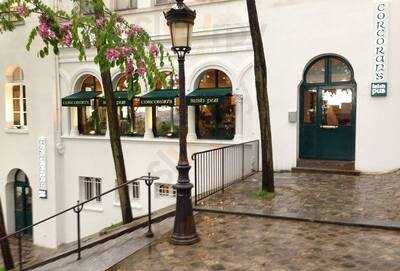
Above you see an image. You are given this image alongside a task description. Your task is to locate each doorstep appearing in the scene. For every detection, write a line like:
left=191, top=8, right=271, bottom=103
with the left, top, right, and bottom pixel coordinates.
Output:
left=292, top=159, right=361, bottom=176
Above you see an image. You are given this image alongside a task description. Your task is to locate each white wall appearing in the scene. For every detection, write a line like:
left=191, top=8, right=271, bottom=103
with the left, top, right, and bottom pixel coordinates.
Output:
left=0, top=0, right=61, bottom=248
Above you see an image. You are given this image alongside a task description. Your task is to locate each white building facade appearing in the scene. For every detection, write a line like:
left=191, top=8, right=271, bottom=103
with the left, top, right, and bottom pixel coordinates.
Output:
left=1, top=0, right=399, bottom=248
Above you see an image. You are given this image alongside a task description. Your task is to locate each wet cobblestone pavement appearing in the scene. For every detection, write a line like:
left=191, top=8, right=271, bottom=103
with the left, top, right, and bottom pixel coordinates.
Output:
left=108, top=213, right=400, bottom=271
left=198, top=172, right=400, bottom=224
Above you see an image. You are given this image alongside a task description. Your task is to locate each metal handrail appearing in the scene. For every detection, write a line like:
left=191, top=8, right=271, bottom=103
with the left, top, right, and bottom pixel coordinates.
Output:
left=190, top=140, right=259, bottom=159
left=0, top=173, right=159, bottom=270
left=192, top=140, right=260, bottom=205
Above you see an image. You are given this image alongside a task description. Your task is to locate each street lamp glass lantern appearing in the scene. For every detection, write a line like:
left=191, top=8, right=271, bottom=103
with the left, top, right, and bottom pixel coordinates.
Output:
left=164, top=1, right=196, bottom=52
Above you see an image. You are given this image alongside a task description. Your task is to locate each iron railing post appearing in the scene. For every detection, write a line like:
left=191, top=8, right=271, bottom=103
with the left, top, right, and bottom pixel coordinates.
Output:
left=144, top=173, right=155, bottom=238
left=194, top=155, right=198, bottom=205
left=18, top=232, right=22, bottom=271
left=73, top=201, right=83, bottom=261
left=221, top=149, right=225, bottom=191
left=242, top=143, right=245, bottom=179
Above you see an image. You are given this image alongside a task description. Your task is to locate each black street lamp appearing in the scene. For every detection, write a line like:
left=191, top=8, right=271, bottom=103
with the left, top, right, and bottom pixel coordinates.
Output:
left=164, top=0, right=199, bottom=245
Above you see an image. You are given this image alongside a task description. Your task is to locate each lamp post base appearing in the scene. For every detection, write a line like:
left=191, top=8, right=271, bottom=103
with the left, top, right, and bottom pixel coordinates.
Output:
left=170, top=165, right=200, bottom=246
left=170, top=232, right=199, bottom=245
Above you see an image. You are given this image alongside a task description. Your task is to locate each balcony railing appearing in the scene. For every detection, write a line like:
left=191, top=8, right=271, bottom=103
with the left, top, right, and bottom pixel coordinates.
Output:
left=192, top=140, right=260, bottom=205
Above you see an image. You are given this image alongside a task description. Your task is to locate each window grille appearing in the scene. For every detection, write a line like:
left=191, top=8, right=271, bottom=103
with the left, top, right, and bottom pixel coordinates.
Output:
left=155, top=183, right=176, bottom=197
left=80, top=177, right=102, bottom=202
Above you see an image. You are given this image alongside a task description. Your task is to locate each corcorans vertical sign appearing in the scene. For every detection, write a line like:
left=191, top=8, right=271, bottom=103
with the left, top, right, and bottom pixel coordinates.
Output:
left=38, top=137, right=48, bottom=199
left=371, top=1, right=389, bottom=97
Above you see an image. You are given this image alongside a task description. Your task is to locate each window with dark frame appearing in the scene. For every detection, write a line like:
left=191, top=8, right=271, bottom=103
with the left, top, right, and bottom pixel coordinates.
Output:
left=195, top=69, right=235, bottom=140
left=152, top=71, right=179, bottom=138
left=77, top=75, right=107, bottom=136
left=114, top=75, right=145, bottom=137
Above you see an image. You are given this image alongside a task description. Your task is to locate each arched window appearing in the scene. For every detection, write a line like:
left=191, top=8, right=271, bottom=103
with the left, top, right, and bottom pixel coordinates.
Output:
left=77, top=75, right=107, bottom=135
left=195, top=69, right=235, bottom=140
left=152, top=71, right=179, bottom=138
left=305, top=56, right=353, bottom=84
left=5, top=67, right=27, bottom=129
left=114, top=74, right=145, bottom=136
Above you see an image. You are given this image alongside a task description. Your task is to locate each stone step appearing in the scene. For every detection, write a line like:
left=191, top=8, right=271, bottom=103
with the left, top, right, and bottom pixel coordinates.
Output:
left=291, top=166, right=361, bottom=176
left=297, top=159, right=355, bottom=170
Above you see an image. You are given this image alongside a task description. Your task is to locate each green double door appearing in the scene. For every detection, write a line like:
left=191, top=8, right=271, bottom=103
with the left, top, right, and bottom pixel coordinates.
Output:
left=300, top=86, right=356, bottom=161
left=14, top=180, right=32, bottom=234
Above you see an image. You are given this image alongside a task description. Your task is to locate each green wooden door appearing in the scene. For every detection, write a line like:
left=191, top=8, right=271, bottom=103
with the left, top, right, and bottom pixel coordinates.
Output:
left=300, top=86, right=356, bottom=161
left=14, top=180, right=32, bottom=234
left=299, top=55, right=356, bottom=161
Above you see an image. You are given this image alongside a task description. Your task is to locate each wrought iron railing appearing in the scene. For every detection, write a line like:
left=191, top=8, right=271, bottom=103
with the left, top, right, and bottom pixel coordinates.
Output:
left=192, top=140, right=260, bottom=205
left=0, top=174, right=159, bottom=271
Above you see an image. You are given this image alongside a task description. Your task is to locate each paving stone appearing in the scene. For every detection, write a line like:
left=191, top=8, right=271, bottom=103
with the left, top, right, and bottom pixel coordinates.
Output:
left=198, top=171, right=400, bottom=225
left=108, top=213, right=400, bottom=271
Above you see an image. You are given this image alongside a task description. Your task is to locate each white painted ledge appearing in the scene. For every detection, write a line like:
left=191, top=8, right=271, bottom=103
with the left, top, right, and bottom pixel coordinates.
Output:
left=4, top=128, right=29, bottom=134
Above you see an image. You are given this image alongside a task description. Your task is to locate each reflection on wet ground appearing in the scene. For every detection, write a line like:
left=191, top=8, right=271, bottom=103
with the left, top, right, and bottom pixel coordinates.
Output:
left=199, top=172, right=400, bottom=223
left=109, top=213, right=400, bottom=271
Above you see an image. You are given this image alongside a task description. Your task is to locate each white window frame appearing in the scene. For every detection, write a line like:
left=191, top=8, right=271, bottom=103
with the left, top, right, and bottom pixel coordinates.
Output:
left=155, top=183, right=176, bottom=198
left=115, top=0, right=138, bottom=11
left=11, top=84, right=27, bottom=129
left=154, top=0, right=173, bottom=6
left=115, top=181, right=141, bottom=203
left=79, top=177, right=102, bottom=203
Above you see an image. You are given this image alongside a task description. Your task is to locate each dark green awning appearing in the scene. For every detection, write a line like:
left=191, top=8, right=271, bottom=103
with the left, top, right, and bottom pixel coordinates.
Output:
left=99, top=91, right=134, bottom=106
left=187, top=88, right=232, bottom=105
left=140, top=89, right=179, bottom=106
left=62, top=91, right=101, bottom=107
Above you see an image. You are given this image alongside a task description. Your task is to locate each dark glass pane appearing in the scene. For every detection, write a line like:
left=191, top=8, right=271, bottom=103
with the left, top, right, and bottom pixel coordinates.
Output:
left=198, top=70, right=216, bottom=89
left=15, top=187, right=23, bottom=211
left=116, top=0, right=136, bottom=10
left=155, top=106, right=178, bottom=138
left=12, top=86, right=20, bottom=98
left=23, top=99, right=26, bottom=112
left=81, top=75, right=101, bottom=92
left=197, top=105, right=217, bottom=139
left=217, top=71, right=232, bottom=88
left=118, top=106, right=145, bottom=136
left=218, top=102, right=235, bottom=139
left=330, top=58, right=352, bottom=82
left=321, top=88, right=353, bottom=127
left=23, top=113, right=27, bottom=126
left=13, top=100, right=20, bottom=112
left=13, top=113, right=20, bottom=126
left=303, top=89, right=317, bottom=124
left=116, top=75, right=127, bottom=91
left=306, top=59, right=325, bottom=84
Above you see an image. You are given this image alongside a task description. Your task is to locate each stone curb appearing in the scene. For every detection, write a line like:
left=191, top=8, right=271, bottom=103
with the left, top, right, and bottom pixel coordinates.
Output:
left=194, top=207, right=400, bottom=231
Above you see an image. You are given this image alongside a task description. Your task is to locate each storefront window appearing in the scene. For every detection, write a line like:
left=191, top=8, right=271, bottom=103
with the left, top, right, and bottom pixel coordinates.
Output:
left=77, top=75, right=107, bottom=135
left=154, top=106, right=179, bottom=138
left=195, top=69, right=235, bottom=140
left=115, top=75, right=144, bottom=136
left=152, top=71, right=179, bottom=138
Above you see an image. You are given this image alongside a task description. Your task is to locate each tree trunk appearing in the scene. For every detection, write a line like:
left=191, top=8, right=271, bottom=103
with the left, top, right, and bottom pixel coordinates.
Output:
left=100, top=69, right=133, bottom=223
left=94, top=7, right=133, bottom=224
left=0, top=198, right=14, bottom=270
left=246, top=0, right=275, bottom=192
